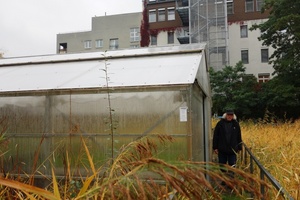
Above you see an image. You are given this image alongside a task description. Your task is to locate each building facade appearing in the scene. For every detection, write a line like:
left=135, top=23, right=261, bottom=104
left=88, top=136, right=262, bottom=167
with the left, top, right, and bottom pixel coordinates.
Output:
left=140, top=0, right=186, bottom=47
left=57, top=12, right=142, bottom=54
left=142, top=0, right=228, bottom=71
left=143, top=0, right=274, bottom=80
left=56, top=0, right=274, bottom=81
left=227, top=0, right=274, bottom=82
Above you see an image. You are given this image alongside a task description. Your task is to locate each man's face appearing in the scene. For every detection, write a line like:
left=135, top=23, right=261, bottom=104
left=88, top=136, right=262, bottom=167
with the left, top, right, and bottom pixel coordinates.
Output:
left=226, top=114, right=234, bottom=121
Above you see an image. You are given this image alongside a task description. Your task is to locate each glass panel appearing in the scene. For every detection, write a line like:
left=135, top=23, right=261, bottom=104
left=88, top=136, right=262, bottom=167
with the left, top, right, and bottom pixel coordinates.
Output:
left=95, top=39, right=103, bottom=48
left=151, top=35, right=157, bottom=45
left=130, top=27, right=140, bottom=42
left=0, top=96, right=45, bottom=134
left=84, top=40, right=92, bottom=49
left=149, top=9, right=156, bottom=23
left=158, top=9, right=166, bottom=21
left=1, top=88, right=192, bottom=176
left=256, top=0, right=264, bottom=11
left=168, top=32, right=174, bottom=44
left=167, top=8, right=175, bottom=20
left=258, top=74, right=270, bottom=83
left=241, top=50, right=249, bottom=64
left=109, top=38, right=119, bottom=50
left=245, top=0, right=254, bottom=12
left=261, top=49, right=269, bottom=63
left=240, top=25, right=248, bottom=38
left=191, top=86, right=204, bottom=161
left=227, top=2, right=234, bottom=14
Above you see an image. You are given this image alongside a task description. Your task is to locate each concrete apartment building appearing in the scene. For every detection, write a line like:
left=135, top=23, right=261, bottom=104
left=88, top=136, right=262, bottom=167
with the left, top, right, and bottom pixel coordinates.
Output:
left=57, top=12, right=142, bottom=53
left=56, top=0, right=274, bottom=82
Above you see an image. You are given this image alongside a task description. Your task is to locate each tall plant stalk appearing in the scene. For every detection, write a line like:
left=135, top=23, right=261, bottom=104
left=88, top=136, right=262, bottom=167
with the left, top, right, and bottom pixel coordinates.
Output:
left=103, top=54, right=115, bottom=163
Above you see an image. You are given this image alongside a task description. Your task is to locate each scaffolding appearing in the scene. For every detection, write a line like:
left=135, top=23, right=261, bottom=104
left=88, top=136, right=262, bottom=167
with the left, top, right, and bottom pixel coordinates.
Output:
left=177, top=0, right=228, bottom=71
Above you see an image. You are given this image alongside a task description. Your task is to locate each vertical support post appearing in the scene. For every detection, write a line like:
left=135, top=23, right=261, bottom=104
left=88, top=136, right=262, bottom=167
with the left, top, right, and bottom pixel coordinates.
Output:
left=43, top=95, right=53, bottom=176
left=186, top=88, right=193, bottom=161
left=188, top=0, right=192, bottom=44
left=260, top=169, right=265, bottom=200
left=250, top=156, right=253, bottom=174
left=224, top=0, right=229, bottom=65
left=44, top=95, right=53, bottom=134
left=244, top=146, right=248, bottom=166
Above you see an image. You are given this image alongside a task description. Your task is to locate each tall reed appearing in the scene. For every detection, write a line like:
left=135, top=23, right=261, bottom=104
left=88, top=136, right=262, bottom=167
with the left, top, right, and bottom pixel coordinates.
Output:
left=0, top=132, right=272, bottom=199
left=242, top=119, right=300, bottom=199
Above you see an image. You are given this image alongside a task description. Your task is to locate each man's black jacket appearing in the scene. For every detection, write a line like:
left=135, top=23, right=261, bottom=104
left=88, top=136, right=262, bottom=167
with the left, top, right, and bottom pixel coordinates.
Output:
left=213, top=119, right=242, bottom=155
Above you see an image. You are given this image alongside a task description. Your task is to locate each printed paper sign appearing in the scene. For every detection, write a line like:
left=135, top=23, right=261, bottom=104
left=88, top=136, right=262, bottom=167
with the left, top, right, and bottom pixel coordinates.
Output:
left=179, top=107, right=188, bottom=122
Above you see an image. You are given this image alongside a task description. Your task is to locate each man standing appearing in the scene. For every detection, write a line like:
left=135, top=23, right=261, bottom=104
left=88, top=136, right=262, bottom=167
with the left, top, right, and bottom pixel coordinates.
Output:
left=213, top=109, right=242, bottom=170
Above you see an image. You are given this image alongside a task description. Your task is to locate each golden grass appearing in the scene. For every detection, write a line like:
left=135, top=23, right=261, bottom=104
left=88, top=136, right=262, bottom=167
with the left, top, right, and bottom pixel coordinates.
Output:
left=241, top=119, right=300, bottom=199
left=0, top=132, right=273, bottom=199
left=1, top=115, right=295, bottom=199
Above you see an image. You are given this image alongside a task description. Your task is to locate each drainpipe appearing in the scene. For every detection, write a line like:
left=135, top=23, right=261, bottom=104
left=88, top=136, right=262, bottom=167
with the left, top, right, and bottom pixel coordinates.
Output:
left=189, top=0, right=192, bottom=44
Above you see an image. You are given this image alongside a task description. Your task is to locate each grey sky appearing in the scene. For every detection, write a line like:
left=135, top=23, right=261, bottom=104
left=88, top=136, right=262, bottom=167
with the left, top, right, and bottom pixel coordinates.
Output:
left=0, top=0, right=142, bottom=57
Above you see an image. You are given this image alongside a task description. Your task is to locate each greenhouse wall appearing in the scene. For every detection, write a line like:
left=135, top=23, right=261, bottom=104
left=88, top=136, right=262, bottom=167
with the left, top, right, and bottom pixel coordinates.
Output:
left=0, top=44, right=211, bottom=177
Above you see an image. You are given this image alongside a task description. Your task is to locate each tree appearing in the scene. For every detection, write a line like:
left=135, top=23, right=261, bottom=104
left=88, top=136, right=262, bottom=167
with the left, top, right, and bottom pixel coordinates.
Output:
left=261, top=77, right=300, bottom=119
left=251, top=0, right=300, bottom=119
left=209, top=62, right=261, bottom=119
left=251, top=0, right=300, bottom=79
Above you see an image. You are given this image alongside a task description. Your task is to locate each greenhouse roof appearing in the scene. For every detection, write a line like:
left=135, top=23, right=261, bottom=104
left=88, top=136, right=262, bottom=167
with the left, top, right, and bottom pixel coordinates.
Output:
left=0, top=44, right=208, bottom=93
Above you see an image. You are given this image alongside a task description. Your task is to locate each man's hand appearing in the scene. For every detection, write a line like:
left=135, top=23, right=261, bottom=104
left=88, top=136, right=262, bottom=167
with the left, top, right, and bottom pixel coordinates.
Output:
left=214, top=149, right=218, bottom=154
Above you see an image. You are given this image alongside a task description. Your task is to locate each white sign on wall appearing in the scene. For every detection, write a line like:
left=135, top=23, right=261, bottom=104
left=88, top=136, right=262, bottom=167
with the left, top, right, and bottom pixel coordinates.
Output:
left=179, top=106, right=188, bottom=122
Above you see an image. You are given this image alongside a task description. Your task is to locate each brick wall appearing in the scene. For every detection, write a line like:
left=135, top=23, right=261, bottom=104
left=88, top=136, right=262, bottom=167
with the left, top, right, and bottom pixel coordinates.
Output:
left=228, top=0, right=269, bottom=23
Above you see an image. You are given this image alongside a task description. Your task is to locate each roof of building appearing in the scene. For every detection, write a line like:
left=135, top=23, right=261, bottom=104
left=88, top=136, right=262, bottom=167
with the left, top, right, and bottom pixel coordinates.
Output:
left=0, top=44, right=209, bottom=94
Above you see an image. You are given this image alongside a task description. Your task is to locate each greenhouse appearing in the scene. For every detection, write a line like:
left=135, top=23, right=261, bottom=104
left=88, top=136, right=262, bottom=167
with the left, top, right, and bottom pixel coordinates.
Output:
left=0, top=44, right=212, bottom=177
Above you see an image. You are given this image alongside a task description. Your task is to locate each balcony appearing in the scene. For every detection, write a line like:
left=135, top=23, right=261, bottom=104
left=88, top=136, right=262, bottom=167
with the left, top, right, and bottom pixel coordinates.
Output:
left=176, top=0, right=189, bottom=26
left=176, top=28, right=189, bottom=44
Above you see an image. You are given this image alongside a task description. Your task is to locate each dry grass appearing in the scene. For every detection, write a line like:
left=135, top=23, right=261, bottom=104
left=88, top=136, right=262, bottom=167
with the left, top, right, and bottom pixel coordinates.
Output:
left=0, top=115, right=291, bottom=199
left=241, top=119, right=300, bottom=199
left=0, top=131, right=272, bottom=199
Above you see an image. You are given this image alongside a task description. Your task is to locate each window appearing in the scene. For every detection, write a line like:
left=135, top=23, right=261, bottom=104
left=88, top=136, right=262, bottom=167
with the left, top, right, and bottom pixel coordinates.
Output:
left=261, top=49, right=269, bottom=63
left=59, top=43, right=67, bottom=53
left=84, top=40, right=92, bottom=49
left=149, top=9, right=156, bottom=23
left=227, top=0, right=234, bottom=14
left=220, top=26, right=226, bottom=39
left=95, top=39, right=103, bottom=48
left=258, top=73, right=270, bottom=83
left=167, top=7, right=175, bottom=20
left=109, top=38, right=119, bottom=50
left=240, top=25, right=248, bottom=38
left=241, top=50, right=249, bottom=64
left=130, top=45, right=139, bottom=48
left=168, top=32, right=174, bottom=44
left=158, top=8, right=166, bottom=21
left=256, top=0, right=264, bottom=11
left=148, top=0, right=156, bottom=2
left=130, top=27, right=140, bottom=42
left=215, top=1, right=223, bottom=12
left=245, top=0, right=254, bottom=12
left=150, top=35, right=157, bottom=45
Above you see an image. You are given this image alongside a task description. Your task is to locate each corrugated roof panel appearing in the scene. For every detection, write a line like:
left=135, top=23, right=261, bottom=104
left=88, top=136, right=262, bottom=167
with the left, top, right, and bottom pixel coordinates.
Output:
left=0, top=45, right=205, bottom=93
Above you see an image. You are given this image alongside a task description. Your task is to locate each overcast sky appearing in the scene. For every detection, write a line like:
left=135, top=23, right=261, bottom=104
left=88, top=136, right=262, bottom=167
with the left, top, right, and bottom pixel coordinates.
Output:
left=0, top=0, right=142, bottom=58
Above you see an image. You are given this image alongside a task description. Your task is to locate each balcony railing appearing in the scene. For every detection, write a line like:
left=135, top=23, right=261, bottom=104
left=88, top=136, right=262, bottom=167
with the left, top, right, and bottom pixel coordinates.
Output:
left=175, top=0, right=189, bottom=26
left=176, top=28, right=189, bottom=44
